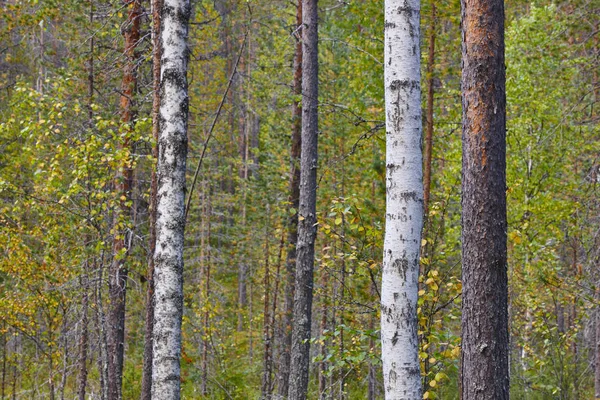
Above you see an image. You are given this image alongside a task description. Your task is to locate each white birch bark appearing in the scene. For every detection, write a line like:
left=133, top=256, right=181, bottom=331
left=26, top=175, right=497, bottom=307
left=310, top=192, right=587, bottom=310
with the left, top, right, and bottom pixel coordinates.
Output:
left=381, top=0, right=423, bottom=398
left=151, top=0, right=190, bottom=398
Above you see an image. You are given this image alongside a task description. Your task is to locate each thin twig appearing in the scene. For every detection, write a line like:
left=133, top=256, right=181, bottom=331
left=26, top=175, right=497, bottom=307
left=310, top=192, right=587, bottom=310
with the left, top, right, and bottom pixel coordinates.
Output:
left=184, top=29, right=249, bottom=220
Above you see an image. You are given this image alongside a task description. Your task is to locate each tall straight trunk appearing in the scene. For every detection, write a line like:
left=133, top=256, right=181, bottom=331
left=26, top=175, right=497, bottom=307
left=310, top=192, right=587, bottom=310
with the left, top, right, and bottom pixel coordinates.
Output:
left=140, top=0, right=162, bottom=398
left=278, top=0, right=303, bottom=396
left=151, top=0, right=190, bottom=397
left=596, top=278, right=600, bottom=399
left=1, top=326, right=6, bottom=400
left=261, top=207, right=273, bottom=398
left=381, top=0, right=423, bottom=398
left=593, top=21, right=600, bottom=400
left=107, top=1, right=141, bottom=399
left=460, top=0, right=508, bottom=398
left=200, top=185, right=211, bottom=396
left=78, top=4, right=94, bottom=399
left=288, top=0, right=318, bottom=398
left=77, top=268, right=89, bottom=400
left=318, top=267, right=329, bottom=400
left=423, top=0, right=436, bottom=219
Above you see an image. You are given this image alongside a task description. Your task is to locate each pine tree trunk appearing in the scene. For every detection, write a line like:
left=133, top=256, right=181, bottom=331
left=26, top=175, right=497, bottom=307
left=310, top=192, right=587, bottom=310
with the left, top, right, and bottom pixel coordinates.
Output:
left=107, top=2, right=141, bottom=398
left=278, top=0, right=303, bottom=396
left=151, top=0, right=190, bottom=397
left=381, top=0, right=423, bottom=398
left=460, top=0, right=509, bottom=398
left=288, top=0, right=318, bottom=398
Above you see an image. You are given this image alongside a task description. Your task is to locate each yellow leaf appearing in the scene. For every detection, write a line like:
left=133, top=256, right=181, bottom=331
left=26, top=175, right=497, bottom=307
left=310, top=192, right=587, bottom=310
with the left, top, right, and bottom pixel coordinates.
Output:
left=423, top=391, right=430, bottom=399
left=429, top=379, right=437, bottom=387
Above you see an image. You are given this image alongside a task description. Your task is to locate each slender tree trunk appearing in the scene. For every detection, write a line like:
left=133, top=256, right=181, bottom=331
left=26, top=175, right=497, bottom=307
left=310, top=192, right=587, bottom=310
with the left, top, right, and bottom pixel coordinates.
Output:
left=459, top=0, right=508, bottom=398
left=1, top=325, right=6, bottom=400
left=367, top=282, right=377, bottom=400
left=151, top=0, right=190, bottom=396
left=270, top=230, right=285, bottom=395
left=77, top=267, right=89, bottom=400
left=593, top=21, right=600, bottom=400
left=59, top=312, right=68, bottom=400
left=200, top=184, right=211, bottom=396
left=318, top=267, right=329, bottom=400
left=261, top=207, right=273, bottom=399
left=288, top=0, right=318, bottom=398
left=423, top=0, right=436, bottom=220
left=78, top=5, right=94, bottom=397
left=107, top=2, right=141, bottom=398
left=278, top=0, right=303, bottom=396
left=95, top=257, right=108, bottom=400
left=140, top=0, right=162, bottom=398
left=381, top=0, right=423, bottom=398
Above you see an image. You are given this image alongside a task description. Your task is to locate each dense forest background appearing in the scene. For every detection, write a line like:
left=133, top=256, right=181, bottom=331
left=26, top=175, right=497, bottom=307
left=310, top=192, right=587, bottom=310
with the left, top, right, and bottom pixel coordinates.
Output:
left=0, top=0, right=598, bottom=399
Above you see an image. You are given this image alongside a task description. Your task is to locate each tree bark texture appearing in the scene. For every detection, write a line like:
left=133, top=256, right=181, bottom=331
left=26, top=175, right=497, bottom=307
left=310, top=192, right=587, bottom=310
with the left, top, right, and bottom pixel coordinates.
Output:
left=381, top=0, right=423, bottom=398
left=423, top=1, right=436, bottom=220
left=151, top=0, right=190, bottom=397
left=596, top=283, right=600, bottom=399
left=141, top=0, right=161, bottom=398
left=141, top=0, right=162, bottom=397
left=460, top=0, right=509, bottom=399
left=288, top=0, right=318, bottom=398
left=107, top=1, right=141, bottom=398
left=278, top=0, right=303, bottom=397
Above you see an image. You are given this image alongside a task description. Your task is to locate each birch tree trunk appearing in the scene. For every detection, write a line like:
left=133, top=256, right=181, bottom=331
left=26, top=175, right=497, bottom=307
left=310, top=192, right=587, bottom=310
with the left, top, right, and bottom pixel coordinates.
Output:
left=288, top=0, right=318, bottom=398
left=151, top=0, right=190, bottom=397
left=381, top=0, right=423, bottom=398
left=140, top=0, right=162, bottom=398
left=460, top=0, right=509, bottom=398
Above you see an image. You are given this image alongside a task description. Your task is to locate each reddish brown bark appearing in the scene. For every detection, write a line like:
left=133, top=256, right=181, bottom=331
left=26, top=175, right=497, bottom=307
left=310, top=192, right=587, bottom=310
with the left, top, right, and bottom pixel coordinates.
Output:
left=423, top=1, right=436, bottom=220
left=107, top=1, right=141, bottom=399
left=460, top=0, right=508, bottom=399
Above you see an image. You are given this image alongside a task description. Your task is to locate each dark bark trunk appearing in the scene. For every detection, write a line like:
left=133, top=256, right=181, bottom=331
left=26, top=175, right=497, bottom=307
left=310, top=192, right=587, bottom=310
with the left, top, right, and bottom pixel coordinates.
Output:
left=270, top=231, right=285, bottom=395
left=423, top=0, right=436, bottom=220
left=596, top=282, right=600, bottom=399
left=1, top=325, right=6, bottom=400
left=288, top=0, right=318, bottom=398
left=460, top=0, right=509, bottom=398
left=278, top=1, right=303, bottom=397
left=78, top=3, right=94, bottom=398
left=140, top=0, right=161, bottom=398
left=77, top=270, right=89, bottom=400
left=201, top=186, right=211, bottom=396
left=318, top=267, right=329, bottom=400
left=261, top=207, right=273, bottom=399
left=107, top=1, right=141, bottom=399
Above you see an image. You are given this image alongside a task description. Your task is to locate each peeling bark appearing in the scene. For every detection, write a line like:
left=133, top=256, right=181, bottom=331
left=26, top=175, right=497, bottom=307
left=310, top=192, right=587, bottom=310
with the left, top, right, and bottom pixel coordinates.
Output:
left=381, top=0, right=423, bottom=398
